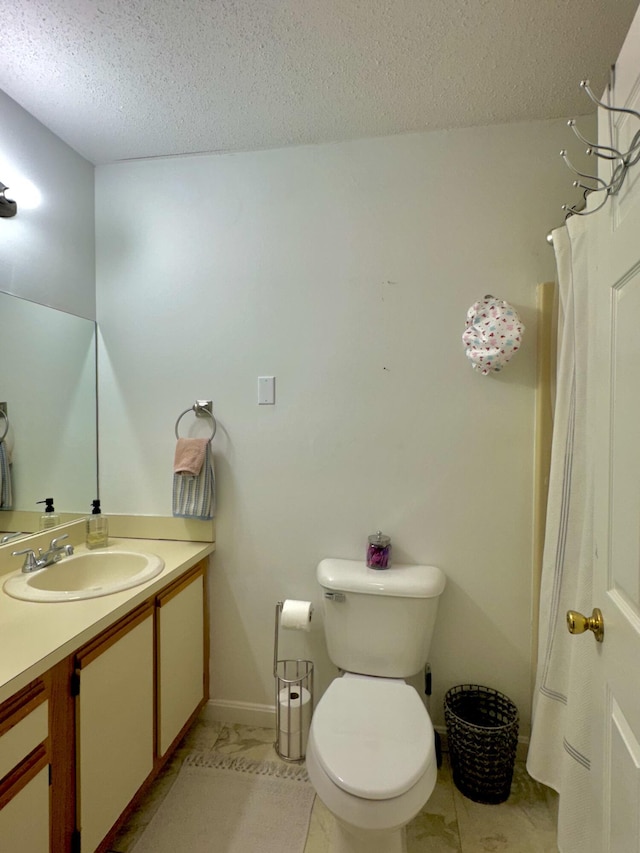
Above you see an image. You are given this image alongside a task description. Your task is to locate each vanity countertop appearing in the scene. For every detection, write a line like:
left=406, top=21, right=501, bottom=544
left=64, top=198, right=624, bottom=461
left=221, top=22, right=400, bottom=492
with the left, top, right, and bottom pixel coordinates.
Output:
left=0, top=534, right=214, bottom=705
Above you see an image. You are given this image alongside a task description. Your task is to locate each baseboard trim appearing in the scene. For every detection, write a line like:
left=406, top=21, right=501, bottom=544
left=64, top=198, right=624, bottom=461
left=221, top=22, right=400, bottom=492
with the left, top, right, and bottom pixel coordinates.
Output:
left=205, top=699, right=276, bottom=729
left=204, top=705, right=530, bottom=761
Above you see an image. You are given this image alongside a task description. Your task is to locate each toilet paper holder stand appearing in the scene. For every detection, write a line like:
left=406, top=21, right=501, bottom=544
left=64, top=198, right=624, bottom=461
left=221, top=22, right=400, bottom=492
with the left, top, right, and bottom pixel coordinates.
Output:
left=273, top=600, right=314, bottom=762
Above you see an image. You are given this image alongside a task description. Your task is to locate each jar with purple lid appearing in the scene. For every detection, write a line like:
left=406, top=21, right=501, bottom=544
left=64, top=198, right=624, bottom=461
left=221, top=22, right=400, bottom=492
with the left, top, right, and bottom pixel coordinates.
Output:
left=367, top=531, right=391, bottom=569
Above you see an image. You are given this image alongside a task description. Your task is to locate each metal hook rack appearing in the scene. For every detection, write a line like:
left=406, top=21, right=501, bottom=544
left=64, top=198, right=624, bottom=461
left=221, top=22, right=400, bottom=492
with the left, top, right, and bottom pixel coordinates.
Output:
left=560, top=75, right=640, bottom=218
left=174, top=400, right=217, bottom=442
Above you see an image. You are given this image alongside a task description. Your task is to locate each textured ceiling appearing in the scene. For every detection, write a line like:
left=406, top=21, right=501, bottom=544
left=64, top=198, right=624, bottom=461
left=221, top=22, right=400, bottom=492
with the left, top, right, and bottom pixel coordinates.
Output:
left=0, top=0, right=638, bottom=165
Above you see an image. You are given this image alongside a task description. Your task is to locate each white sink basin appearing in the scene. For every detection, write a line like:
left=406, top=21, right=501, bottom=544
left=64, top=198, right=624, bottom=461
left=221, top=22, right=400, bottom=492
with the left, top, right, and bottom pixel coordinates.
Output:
left=3, top=550, right=165, bottom=602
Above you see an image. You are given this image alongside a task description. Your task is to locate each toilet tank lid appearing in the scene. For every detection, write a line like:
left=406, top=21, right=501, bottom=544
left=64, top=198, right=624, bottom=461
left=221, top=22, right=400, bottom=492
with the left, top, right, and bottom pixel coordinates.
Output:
left=317, top=558, right=445, bottom=598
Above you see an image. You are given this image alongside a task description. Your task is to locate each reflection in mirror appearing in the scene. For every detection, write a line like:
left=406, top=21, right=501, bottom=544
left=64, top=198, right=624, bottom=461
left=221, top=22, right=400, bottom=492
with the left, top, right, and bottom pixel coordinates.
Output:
left=0, top=292, right=97, bottom=526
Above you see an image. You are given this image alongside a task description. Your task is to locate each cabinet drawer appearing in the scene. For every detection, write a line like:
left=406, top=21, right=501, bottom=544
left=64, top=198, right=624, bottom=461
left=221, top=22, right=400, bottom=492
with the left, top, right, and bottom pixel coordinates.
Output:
left=0, top=699, right=48, bottom=781
left=0, top=766, right=49, bottom=852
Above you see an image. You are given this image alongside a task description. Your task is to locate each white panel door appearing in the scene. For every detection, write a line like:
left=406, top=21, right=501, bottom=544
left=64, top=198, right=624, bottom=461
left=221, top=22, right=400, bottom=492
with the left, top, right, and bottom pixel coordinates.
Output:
left=590, top=7, right=640, bottom=851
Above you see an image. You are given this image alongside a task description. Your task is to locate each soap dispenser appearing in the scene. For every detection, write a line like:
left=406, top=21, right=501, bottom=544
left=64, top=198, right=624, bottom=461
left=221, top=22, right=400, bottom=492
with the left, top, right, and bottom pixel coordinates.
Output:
left=37, top=498, right=60, bottom=530
left=86, top=499, right=109, bottom=549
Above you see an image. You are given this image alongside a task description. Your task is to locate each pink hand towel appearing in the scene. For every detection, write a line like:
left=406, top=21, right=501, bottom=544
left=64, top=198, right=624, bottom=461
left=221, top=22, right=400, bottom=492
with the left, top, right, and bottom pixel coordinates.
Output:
left=174, top=438, right=209, bottom=476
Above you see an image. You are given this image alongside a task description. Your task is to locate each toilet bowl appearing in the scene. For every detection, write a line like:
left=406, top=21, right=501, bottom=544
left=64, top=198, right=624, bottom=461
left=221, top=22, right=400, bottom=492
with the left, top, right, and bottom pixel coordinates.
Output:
left=306, top=674, right=437, bottom=853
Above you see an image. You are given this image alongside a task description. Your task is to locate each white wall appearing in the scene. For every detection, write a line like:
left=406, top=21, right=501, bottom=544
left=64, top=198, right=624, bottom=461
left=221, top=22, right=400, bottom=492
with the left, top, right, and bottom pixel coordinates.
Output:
left=0, top=90, right=95, bottom=319
left=96, top=119, right=580, bottom=732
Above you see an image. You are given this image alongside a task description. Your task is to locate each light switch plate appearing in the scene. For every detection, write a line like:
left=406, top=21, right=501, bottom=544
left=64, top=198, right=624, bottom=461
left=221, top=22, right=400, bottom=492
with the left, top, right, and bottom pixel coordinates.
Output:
left=258, top=376, right=275, bottom=405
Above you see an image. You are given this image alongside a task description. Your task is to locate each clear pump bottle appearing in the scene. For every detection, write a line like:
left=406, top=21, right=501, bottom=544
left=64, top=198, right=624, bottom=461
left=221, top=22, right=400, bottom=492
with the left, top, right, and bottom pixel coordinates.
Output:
left=86, top=499, right=109, bottom=549
left=37, top=498, right=60, bottom=530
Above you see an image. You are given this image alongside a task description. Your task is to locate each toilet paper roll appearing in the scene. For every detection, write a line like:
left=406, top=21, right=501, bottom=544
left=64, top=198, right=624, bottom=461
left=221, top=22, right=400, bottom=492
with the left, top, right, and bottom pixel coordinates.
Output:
left=278, top=686, right=312, bottom=732
left=280, top=599, right=313, bottom=631
left=278, top=727, right=308, bottom=760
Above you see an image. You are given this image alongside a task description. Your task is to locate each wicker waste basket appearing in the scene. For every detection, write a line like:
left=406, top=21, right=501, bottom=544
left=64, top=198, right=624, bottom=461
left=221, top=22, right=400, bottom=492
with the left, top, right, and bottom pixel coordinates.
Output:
left=444, top=684, right=519, bottom=804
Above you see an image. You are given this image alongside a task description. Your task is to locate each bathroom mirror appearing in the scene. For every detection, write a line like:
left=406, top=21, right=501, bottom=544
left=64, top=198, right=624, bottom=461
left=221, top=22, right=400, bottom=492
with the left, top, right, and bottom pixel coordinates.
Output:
left=0, top=292, right=97, bottom=524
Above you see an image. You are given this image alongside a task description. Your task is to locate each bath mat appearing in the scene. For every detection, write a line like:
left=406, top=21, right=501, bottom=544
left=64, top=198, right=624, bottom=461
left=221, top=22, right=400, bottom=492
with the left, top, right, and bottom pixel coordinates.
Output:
left=131, top=752, right=315, bottom=853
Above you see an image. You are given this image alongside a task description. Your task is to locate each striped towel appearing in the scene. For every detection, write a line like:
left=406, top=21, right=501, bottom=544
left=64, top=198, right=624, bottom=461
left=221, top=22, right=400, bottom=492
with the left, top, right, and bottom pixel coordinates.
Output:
left=172, top=445, right=215, bottom=520
left=0, top=441, right=12, bottom=509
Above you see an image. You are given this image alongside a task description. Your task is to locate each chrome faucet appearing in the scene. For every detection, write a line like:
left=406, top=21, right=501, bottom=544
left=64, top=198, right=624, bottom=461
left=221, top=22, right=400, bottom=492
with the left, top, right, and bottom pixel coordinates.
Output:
left=13, top=534, right=75, bottom=573
left=1, top=532, right=25, bottom=544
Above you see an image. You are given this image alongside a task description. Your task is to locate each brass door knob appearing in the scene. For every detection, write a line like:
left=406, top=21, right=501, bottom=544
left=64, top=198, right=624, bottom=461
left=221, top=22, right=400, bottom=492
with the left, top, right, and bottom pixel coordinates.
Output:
left=566, top=608, right=604, bottom=643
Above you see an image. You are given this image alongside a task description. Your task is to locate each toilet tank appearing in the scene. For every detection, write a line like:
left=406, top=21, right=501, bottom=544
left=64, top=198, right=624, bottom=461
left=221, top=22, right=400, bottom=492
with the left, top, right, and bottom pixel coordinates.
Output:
left=317, top=558, right=446, bottom=678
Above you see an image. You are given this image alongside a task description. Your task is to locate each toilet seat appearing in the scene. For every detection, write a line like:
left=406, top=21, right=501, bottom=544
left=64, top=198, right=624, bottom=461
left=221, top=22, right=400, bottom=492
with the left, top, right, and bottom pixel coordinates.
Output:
left=310, top=677, right=435, bottom=800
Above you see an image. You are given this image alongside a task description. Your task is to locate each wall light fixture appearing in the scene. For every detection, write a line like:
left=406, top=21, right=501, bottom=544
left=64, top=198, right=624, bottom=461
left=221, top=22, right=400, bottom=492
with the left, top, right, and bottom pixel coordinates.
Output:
left=0, top=182, right=17, bottom=218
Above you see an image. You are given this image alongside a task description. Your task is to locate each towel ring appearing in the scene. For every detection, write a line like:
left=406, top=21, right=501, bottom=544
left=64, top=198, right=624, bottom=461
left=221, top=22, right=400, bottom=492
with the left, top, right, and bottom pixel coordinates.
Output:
left=175, top=401, right=217, bottom=442
left=0, top=409, right=8, bottom=442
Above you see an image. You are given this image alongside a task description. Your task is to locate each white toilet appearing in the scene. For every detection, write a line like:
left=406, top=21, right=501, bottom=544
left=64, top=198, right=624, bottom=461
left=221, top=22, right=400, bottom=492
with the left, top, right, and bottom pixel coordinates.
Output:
left=306, top=558, right=446, bottom=853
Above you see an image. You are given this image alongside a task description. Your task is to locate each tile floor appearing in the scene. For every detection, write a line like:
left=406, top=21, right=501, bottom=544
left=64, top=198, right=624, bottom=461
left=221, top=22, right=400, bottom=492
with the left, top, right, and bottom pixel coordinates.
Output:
left=109, top=712, right=559, bottom=853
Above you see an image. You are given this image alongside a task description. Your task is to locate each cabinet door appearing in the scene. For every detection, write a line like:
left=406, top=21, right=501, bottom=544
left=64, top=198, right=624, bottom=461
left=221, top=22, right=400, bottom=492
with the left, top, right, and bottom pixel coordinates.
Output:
left=0, top=679, right=50, bottom=853
left=76, top=604, right=154, bottom=853
left=157, top=567, right=205, bottom=756
left=0, top=766, right=49, bottom=852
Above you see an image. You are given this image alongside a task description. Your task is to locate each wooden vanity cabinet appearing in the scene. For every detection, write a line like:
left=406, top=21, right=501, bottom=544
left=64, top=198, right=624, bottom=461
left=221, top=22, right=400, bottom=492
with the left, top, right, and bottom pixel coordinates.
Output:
left=0, top=558, right=209, bottom=853
left=0, top=678, right=50, bottom=853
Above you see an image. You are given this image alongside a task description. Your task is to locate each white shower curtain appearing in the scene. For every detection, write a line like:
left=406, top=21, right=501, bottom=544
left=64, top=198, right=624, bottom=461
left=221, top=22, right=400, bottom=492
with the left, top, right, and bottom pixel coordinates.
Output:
left=527, top=216, right=595, bottom=853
